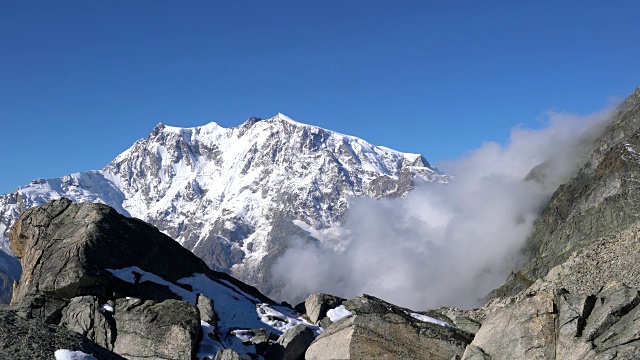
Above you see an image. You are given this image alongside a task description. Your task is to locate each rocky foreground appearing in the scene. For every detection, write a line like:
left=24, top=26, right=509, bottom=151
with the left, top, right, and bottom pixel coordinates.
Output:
left=1, top=198, right=474, bottom=359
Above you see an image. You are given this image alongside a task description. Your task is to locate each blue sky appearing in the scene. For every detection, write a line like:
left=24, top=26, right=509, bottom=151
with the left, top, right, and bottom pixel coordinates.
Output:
left=1, top=1, right=640, bottom=194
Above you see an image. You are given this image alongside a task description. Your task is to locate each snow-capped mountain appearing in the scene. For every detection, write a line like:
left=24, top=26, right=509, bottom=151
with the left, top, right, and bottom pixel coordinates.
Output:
left=0, top=113, right=448, bottom=297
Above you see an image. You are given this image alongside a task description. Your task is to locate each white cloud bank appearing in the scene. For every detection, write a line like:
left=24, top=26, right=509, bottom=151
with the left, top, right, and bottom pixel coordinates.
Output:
left=272, top=106, right=616, bottom=310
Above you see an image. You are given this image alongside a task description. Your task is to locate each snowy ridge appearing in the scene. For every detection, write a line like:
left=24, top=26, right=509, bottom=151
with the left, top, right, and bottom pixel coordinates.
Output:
left=0, top=113, right=448, bottom=296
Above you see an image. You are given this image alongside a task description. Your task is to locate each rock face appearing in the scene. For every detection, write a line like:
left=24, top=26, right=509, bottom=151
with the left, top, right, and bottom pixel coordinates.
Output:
left=305, top=294, right=473, bottom=360
left=60, top=296, right=117, bottom=350
left=111, top=298, right=200, bottom=360
left=460, top=87, right=640, bottom=358
left=463, top=282, right=640, bottom=359
left=0, top=113, right=448, bottom=301
left=494, top=88, right=640, bottom=297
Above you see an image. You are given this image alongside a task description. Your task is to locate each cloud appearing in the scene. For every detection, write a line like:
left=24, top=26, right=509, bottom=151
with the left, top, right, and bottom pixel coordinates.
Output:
left=272, top=105, right=615, bottom=310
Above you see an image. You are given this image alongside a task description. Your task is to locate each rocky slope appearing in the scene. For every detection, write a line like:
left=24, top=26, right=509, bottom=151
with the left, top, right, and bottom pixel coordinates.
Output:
left=451, top=87, right=640, bottom=358
left=0, top=113, right=447, bottom=300
left=492, top=87, right=640, bottom=298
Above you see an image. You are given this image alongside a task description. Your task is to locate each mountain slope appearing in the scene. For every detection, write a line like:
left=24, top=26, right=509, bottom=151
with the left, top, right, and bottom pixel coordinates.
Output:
left=489, top=87, right=640, bottom=298
left=0, top=113, right=447, bottom=299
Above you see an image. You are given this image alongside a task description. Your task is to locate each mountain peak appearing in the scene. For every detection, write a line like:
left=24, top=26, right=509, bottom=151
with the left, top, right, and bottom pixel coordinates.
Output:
left=0, top=113, right=448, bottom=301
left=275, top=112, right=295, bottom=122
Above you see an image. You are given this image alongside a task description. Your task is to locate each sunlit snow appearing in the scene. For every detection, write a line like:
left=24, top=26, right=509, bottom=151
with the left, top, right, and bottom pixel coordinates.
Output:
left=107, top=266, right=320, bottom=357
left=326, top=305, right=352, bottom=322
left=54, top=349, right=97, bottom=360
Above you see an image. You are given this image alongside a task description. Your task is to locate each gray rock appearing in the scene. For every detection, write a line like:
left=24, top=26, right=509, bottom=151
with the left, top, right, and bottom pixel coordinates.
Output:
left=266, top=324, right=315, bottom=360
left=462, top=290, right=557, bottom=359
left=197, top=293, right=216, bottom=325
left=306, top=316, right=355, bottom=360
left=112, top=298, right=201, bottom=360
left=213, top=348, right=244, bottom=360
left=248, top=328, right=270, bottom=354
left=0, top=308, right=125, bottom=359
left=60, top=296, right=116, bottom=350
left=317, top=316, right=333, bottom=330
left=464, top=282, right=640, bottom=359
left=306, top=294, right=472, bottom=360
left=304, top=293, right=345, bottom=324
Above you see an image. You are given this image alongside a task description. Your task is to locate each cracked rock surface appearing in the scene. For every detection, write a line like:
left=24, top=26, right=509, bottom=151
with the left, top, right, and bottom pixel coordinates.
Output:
left=462, top=282, right=640, bottom=359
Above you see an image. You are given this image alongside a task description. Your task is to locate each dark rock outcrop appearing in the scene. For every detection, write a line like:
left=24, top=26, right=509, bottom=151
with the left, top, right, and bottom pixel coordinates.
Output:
left=60, top=296, right=117, bottom=350
left=0, top=308, right=125, bottom=360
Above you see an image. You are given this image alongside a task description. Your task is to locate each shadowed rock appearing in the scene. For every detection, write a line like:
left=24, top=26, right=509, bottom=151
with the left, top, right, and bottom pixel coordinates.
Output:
left=266, top=323, right=315, bottom=360
left=0, top=308, right=125, bottom=360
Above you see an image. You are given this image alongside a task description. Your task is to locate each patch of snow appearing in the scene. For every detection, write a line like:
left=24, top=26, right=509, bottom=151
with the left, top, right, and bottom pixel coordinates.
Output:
left=408, top=312, right=456, bottom=329
left=106, top=266, right=195, bottom=302
left=100, top=304, right=114, bottom=313
left=54, top=349, right=97, bottom=360
left=196, top=320, right=225, bottom=359
left=106, top=268, right=319, bottom=357
left=231, top=329, right=254, bottom=342
left=326, top=305, right=352, bottom=322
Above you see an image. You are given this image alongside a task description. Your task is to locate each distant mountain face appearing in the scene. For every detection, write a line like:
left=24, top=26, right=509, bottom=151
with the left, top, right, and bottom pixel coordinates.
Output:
left=0, top=113, right=448, bottom=298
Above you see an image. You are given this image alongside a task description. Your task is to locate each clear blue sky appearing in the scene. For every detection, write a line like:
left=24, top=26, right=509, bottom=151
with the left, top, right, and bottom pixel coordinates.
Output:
left=2, top=1, right=640, bottom=194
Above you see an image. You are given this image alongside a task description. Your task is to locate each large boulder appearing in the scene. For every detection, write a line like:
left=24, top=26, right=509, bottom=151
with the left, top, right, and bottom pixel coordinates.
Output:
left=6, top=198, right=281, bottom=359
left=9, top=198, right=271, bottom=306
left=303, top=293, right=345, bottom=324
left=266, top=323, right=315, bottom=360
left=306, top=294, right=473, bottom=359
left=60, top=296, right=201, bottom=360
left=9, top=198, right=209, bottom=304
left=462, top=290, right=557, bottom=359
left=112, top=298, right=201, bottom=360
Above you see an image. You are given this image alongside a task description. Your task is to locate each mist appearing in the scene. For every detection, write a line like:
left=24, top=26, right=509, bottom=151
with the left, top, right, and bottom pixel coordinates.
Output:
left=272, top=106, right=615, bottom=310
